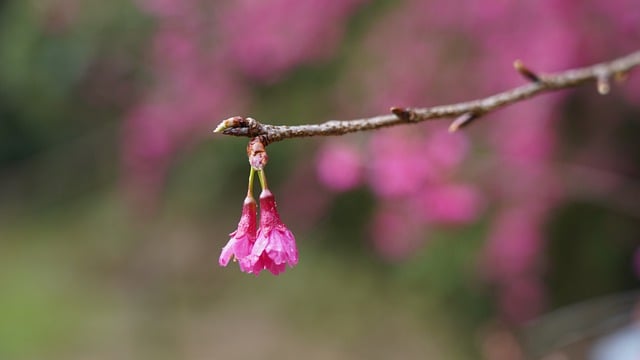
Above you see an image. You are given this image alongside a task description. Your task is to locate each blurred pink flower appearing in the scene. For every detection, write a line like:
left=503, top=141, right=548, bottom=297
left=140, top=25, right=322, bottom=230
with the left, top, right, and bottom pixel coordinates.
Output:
left=152, top=25, right=198, bottom=75
left=121, top=103, right=176, bottom=211
left=221, top=0, right=367, bottom=82
left=368, top=130, right=436, bottom=198
left=412, top=183, right=484, bottom=225
left=316, top=141, right=363, bottom=191
left=219, top=195, right=258, bottom=273
left=371, top=206, right=425, bottom=262
left=490, top=101, right=557, bottom=165
left=483, top=209, right=543, bottom=281
left=248, top=189, right=299, bottom=275
left=279, top=162, right=333, bottom=230
left=423, top=130, right=470, bottom=176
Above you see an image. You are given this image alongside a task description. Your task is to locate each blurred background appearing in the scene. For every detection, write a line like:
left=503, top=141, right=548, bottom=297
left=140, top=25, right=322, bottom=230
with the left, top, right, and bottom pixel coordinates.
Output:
left=1, top=0, right=639, bottom=359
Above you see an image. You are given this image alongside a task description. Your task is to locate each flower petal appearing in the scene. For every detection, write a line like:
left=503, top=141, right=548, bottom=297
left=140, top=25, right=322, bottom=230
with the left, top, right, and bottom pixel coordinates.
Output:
left=281, top=229, right=299, bottom=265
left=266, top=261, right=286, bottom=275
left=251, top=229, right=269, bottom=258
left=218, top=239, right=236, bottom=266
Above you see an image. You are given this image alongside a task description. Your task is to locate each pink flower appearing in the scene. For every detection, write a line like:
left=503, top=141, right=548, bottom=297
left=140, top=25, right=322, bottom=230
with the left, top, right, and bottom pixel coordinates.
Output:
left=483, top=208, right=543, bottom=281
left=316, top=141, right=362, bottom=191
left=219, top=195, right=257, bottom=273
left=368, top=130, right=436, bottom=198
left=247, top=189, right=299, bottom=275
left=371, top=207, right=425, bottom=262
left=411, top=183, right=484, bottom=225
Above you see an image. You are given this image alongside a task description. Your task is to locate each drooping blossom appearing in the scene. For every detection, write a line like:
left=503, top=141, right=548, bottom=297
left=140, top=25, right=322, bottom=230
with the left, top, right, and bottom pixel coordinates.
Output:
left=219, top=195, right=257, bottom=273
left=215, top=136, right=298, bottom=276
left=247, top=189, right=299, bottom=275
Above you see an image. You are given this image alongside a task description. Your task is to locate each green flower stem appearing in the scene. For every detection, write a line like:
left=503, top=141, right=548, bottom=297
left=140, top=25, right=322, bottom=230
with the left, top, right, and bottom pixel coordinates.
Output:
left=257, top=169, right=269, bottom=191
left=247, top=167, right=256, bottom=198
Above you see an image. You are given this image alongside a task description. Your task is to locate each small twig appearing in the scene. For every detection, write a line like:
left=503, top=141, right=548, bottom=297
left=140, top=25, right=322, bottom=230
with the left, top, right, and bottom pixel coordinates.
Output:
left=214, top=50, right=640, bottom=144
left=513, top=59, right=541, bottom=83
left=449, top=112, right=480, bottom=132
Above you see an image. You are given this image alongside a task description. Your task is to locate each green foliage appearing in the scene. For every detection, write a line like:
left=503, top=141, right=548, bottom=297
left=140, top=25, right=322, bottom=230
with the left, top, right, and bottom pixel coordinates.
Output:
left=0, top=0, right=147, bottom=167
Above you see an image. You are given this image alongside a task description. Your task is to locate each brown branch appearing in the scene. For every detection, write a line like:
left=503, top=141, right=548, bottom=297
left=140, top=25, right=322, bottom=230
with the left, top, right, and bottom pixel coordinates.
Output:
left=214, top=50, right=640, bottom=144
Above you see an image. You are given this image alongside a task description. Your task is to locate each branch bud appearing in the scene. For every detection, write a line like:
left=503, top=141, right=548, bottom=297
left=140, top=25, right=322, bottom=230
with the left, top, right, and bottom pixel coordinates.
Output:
left=513, top=59, right=541, bottom=83
left=247, top=137, right=268, bottom=170
left=449, top=112, right=478, bottom=132
left=597, top=73, right=610, bottom=95
left=214, top=116, right=245, bottom=133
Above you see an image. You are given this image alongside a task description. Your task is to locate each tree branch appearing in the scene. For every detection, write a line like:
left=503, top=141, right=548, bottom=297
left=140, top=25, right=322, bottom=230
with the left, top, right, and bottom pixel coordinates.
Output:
left=214, top=50, right=640, bottom=144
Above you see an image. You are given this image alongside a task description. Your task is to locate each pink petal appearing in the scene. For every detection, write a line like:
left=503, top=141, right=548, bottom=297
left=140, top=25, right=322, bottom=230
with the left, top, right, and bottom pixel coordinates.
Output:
left=218, top=238, right=237, bottom=266
left=266, top=261, right=287, bottom=275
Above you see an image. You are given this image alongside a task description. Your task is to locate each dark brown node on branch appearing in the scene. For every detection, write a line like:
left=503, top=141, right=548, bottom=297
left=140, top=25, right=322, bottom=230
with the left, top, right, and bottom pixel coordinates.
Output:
left=391, top=107, right=419, bottom=122
left=449, top=112, right=480, bottom=132
left=513, top=59, right=541, bottom=83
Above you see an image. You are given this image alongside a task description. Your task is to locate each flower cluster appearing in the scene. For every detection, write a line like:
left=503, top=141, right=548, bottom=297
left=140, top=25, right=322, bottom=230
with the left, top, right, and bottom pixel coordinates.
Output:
left=218, top=141, right=298, bottom=276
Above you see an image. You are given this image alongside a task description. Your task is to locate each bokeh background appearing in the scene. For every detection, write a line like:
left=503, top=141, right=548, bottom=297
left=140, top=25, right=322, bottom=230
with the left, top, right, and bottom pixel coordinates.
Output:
left=1, top=0, right=639, bottom=359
